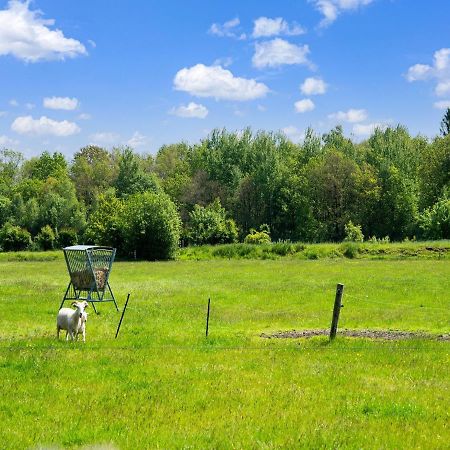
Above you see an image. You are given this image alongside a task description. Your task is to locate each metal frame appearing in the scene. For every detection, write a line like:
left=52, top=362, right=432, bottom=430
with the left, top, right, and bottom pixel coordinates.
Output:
left=60, top=245, right=119, bottom=314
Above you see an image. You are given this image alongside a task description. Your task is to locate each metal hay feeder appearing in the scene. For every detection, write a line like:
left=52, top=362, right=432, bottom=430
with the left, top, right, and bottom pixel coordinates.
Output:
left=60, top=245, right=118, bottom=314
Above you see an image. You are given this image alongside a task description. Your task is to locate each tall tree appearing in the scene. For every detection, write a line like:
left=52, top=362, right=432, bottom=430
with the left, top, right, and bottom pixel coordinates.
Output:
left=440, top=108, right=450, bottom=136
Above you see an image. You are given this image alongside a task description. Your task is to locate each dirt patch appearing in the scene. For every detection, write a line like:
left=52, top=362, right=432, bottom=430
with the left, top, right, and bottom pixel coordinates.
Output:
left=260, top=329, right=450, bottom=341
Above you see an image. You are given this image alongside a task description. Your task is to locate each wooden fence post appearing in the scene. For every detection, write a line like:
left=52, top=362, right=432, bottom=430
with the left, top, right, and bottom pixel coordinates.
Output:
left=330, top=284, right=344, bottom=340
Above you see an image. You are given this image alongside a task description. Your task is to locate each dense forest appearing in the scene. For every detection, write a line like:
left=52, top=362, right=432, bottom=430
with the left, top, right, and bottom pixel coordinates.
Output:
left=0, top=120, right=449, bottom=258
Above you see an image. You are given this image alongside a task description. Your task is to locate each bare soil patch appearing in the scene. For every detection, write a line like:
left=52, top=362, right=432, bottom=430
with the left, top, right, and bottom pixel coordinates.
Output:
left=260, top=329, right=450, bottom=341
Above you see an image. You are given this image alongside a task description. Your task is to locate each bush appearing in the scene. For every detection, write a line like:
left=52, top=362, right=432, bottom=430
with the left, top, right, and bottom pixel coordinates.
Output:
left=122, top=191, right=181, bottom=260
left=57, top=228, right=78, bottom=247
left=244, top=224, right=271, bottom=245
left=0, top=223, right=32, bottom=251
left=187, top=199, right=238, bottom=246
left=35, top=225, right=56, bottom=250
left=340, top=241, right=359, bottom=258
left=418, top=196, right=450, bottom=239
left=344, top=221, right=364, bottom=242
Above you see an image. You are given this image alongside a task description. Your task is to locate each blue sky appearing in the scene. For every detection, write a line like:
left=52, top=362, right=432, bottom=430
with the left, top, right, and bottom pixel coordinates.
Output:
left=0, top=0, right=449, bottom=158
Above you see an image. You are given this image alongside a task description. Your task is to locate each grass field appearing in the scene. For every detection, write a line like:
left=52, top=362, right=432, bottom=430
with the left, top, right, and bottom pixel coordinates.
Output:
left=1, top=248, right=449, bottom=449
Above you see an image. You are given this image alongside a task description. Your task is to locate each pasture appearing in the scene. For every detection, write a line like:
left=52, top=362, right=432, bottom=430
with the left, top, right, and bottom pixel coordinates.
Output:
left=0, top=249, right=449, bottom=449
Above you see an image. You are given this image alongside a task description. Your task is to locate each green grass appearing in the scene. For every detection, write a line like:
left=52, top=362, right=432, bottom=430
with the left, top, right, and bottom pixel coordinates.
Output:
left=178, top=240, right=450, bottom=261
left=0, top=254, right=449, bottom=448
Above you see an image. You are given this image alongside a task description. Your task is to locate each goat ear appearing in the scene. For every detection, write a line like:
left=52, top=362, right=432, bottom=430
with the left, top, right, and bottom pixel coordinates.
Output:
left=84, top=302, right=89, bottom=309
left=71, top=302, right=78, bottom=308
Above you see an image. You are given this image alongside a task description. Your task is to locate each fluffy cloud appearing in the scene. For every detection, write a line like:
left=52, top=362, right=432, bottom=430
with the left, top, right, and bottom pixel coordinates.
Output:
left=127, top=131, right=148, bottom=148
left=282, top=126, right=305, bottom=142
left=252, top=17, right=305, bottom=38
left=11, top=115, right=80, bottom=136
left=0, top=135, right=18, bottom=146
left=89, top=132, right=120, bottom=145
left=406, top=48, right=450, bottom=100
left=311, top=0, right=374, bottom=27
left=294, top=99, right=315, bottom=113
left=300, top=77, right=328, bottom=95
left=352, top=122, right=385, bottom=136
left=252, top=38, right=311, bottom=69
left=43, top=96, right=79, bottom=110
left=434, top=100, right=450, bottom=110
left=170, top=102, right=209, bottom=119
left=174, top=64, right=269, bottom=101
left=329, top=108, right=367, bottom=123
left=209, top=17, right=246, bottom=40
left=0, top=0, right=87, bottom=62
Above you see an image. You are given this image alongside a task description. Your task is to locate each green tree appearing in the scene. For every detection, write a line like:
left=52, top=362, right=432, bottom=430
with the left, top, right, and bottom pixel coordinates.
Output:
left=70, top=145, right=118, bottom=208
left=22, top=151, right=67, bottom=181
left=187, top=198, right=238, bottom=245
left=122, top=191, right=181, bottom=260
left=440, top=108, right=450, bottom=136
left=114, top=147, right=160, bottom=198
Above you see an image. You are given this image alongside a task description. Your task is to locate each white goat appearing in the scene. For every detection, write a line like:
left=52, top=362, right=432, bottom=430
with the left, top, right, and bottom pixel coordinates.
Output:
left=57, top=301, right=89, bottom=342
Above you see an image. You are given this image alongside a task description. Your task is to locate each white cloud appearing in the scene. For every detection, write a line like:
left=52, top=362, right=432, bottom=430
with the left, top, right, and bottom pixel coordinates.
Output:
left=213, top=57, right=233, bottom=67
left=11, top=115, right=80, bottom=136
left=300, top=77, right=328, bottom=95
left=89, top=132, right=120, bottom=145
left=282, top=126, right=305, bottom=142
left=352, top=122, right=385, bottom=136
left=434, top=100, right=450, bottom=110
left=43, top=96, right=79, bottom=110
left=406, top=48, right=450, bottom=101
left=25, top=102, right=35, bottom=110
left=127, top=131, right=148, bottom=148
left=329, top=108, right=367, bottom=123
left=170, top=102, right=209, bottom=119
left=0, top=0, right=87, bottom=62
left=406, top=64, right=432, bottom=82
left=295, top=99, right=315, bottom=113
left=252, top=38, right=311, bottom=69
left=311, top=0, right=374, bottom=27
left=209, top=17, right=246, bottom=40
left=9, top=99, right=18, bottom=107
left=252, top=17, right=306, bottom=38
left=78, top=113, right=91, bottom=120
left=0, top=135, right=19, bottom=146
left=436, top=81, right=450, bottom=97
left=174, top=64, right=269, bottom=101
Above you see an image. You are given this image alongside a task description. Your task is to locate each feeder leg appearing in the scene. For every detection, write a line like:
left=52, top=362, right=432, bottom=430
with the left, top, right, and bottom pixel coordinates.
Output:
left=59, top=283, right=71, bottom=310
left=91, top=301, right=98, bottom=315
left=108, top=283, right=119, bottom=311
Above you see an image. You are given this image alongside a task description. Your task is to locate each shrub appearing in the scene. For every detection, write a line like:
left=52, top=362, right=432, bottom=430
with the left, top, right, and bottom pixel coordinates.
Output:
left=244, top=225, right=271, bottom=245
left=122, top=191, right=181, bottom=260
left=57, top=228, right=78, bottom=247
left=418, top=196, right=450, bottom=239
left=340, top=241, right=359, bottom=258
left=187, top=199, right=238, bottom=245
left=0, top=223, right=32, bottom=251
left=35, top=225, right=56, bottom=250
left=344, top=221, right=364, bottom=242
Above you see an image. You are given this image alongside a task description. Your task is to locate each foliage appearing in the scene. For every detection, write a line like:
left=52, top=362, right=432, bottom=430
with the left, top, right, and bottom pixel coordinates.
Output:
left=440, top=107, right=450, bottom=136
left=418, top=194, right=450, bottom=239
left=187, top=198, right=238, bottom=245
left=244, top=224, right=271, bottom=244
left=57, top=228, right=78, bottom=247
left=122, top=191, right=181, bottom=260
left=35, top=225, right=56, bottom=250
left=0, top=223, right=31, bottom=251
left=344, top=221, right=364, bottom=242
left=84, top=191, right=125, bottom=249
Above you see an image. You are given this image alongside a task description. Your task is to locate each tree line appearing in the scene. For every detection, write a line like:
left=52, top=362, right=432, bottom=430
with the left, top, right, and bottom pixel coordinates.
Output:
left=0, top=121, right=449, bottom=258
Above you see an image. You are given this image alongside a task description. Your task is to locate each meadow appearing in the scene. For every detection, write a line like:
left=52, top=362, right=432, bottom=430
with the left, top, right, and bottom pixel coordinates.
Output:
left=0, top=244, right=449, bottom=449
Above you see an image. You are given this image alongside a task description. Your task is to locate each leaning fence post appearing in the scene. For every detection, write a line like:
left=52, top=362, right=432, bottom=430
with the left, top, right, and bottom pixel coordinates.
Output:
left=329, top=284, right=344, bottom=340
left=205, top=297, right=211, bottom=338
left=115, top=293, right=130, bottom=339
